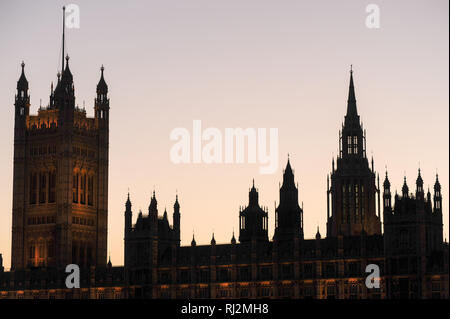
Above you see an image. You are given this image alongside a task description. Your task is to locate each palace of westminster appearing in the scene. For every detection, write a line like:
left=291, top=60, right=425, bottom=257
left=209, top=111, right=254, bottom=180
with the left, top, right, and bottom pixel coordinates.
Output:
left=0, top=21, right=448, bottom=299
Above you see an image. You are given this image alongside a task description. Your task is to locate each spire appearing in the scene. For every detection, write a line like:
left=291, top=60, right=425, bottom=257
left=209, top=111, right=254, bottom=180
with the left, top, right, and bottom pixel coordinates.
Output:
left=402, top=176, right=409, bottom=197
left=149, top=191, right=157, bottom=212
left=434, top=173, right=441, bottom=191
left=174, top=193, right=180, bottom=210
left=346, top=65, right=358, bottom=118
left=191, top=233, right=196, bottom=246
left=249, top=179, right=259, bottom=206
left=282, top=158, right=295, bottom=188
left=315, top=226, right=321, bottom=239
left=416, top=168, right=424, bottom=191
left=383, top=171, right=390, bottom=188
left=107, top=255, right=112, bottom=268
left=211, top=233, right=216, bottom=245
left=17, top=61, right=28, bottom=91
left=125, top=192, right=132, bottom=210
left=231, top=230, right=236, bottom=244
left=416, top=168, right=423, bottom=184
left=62, top=6, right=66, bottom=72
left=61, top=55, right=73, bottom=86
left=97, top=65, right=108, bottom=94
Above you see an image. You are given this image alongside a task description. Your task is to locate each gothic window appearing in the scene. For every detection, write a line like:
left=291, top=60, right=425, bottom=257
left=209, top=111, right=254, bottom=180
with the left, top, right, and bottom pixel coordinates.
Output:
left=347, top=136, right=352, bottom=154
left=361, top=185, right=365, bottom=217
left=49, top=171, right=56, bottom=203
left=39, top=172, right=47, bottom=203
left=29, top=173, right=37, bottom=205
left=342, top=185, right=346, bottom=223
left=88, top=175, right=94, bottom=206
left=29, top=244, right=35, bottom=259
left=355, top=184, right=359, bottom=220
left=348, top=184, right=352, bottom=222
left=73, top=173, right=79, bottom=203
left=353, top=136, right=358, bottom=154
left=47, top=241, right=54, bottom=258
left=38, top=242, right=45, bottom=259
left=80, top=174, right=86, bottom=205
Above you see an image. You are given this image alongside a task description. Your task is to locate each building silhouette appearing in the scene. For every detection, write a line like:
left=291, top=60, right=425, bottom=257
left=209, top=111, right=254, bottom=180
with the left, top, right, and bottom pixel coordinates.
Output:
left=0, top=16, right=448, bottom=298
left=327, top=69, right=382, bottom=237
left=10, top=54, right=109, bottom=270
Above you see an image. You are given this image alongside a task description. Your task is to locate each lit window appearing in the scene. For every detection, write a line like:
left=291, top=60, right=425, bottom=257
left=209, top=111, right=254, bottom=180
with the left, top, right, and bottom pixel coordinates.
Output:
left=347, top=136, right=352, bottom=154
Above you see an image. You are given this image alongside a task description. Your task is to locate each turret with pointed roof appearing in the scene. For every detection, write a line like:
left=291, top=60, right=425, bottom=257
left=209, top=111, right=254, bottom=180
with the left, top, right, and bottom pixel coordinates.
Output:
left=239, top=180, right=268, bottom=243
left=274, top=158, right=304, bottom=241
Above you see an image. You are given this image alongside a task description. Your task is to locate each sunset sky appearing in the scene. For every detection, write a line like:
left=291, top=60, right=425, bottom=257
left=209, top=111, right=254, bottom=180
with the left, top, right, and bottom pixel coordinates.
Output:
left=0, top=0, right=448, bottom=269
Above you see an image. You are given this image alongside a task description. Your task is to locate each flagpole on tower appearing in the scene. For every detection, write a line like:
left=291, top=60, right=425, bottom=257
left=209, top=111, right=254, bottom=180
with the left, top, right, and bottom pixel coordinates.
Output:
left=62, top=6, right=66, bottom=72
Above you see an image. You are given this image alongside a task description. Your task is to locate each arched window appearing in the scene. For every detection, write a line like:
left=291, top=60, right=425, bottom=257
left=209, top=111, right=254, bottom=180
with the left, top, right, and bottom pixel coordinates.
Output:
left=49, top=171, right=56, bottom=203
left=342, top=185, right=346, bottom=223
left=88, top=175, right=94, bottom=206
left=29, top=243, right=35, bottom=260
left=29, top=173, right=37, bottom=204
left=80, top=173, right=86, bottom=205
left=73, top=172, right=79, bottom=203
left=353, top=136, right=358, bottom=154
left=347, top=136, right=352, bottom=154
left=361, top=185, right=365, bottom=218
left=39, top=172, right=47, bottom=203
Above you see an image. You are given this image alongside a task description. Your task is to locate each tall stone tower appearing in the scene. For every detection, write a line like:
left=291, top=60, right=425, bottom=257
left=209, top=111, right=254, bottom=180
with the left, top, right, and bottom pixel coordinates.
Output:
left=11, top=14, right=109, bottom=269
left=274, top=159, right=304, bottom=241
left=326, top=68, right=381, bottom=237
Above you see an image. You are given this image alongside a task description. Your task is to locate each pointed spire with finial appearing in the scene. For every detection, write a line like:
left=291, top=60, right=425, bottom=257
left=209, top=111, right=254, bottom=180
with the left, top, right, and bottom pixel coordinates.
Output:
left=191, top=232, right=196, bottom=246
left=125, top=190, right=132, bottom=211
left=316, top=226, right=321, bottom=239
left=17, top=61, right=29, bottom=91
left=434, top=173, right=441, bottom=192
left=97, top=64, right=108, bottom=94
left=416, top=167, right=423, bottom=189
left=346, top=65, right=358, bottom=118
left=149, top=190, right=157, bottom=212
left=282, top=156, right=295, bottom=188
left=402, top=175, right=409, bottom=197
left=383, top=170, right=390, bottom=189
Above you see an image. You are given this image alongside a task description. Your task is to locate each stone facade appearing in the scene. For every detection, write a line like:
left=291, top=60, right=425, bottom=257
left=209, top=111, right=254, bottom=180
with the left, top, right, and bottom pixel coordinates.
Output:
left=10, top=58, right=109, bottom=270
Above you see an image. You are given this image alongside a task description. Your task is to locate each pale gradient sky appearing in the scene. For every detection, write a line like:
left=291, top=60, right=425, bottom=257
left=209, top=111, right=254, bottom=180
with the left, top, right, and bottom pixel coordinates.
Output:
left=0, top=0, right=448, bottom=269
